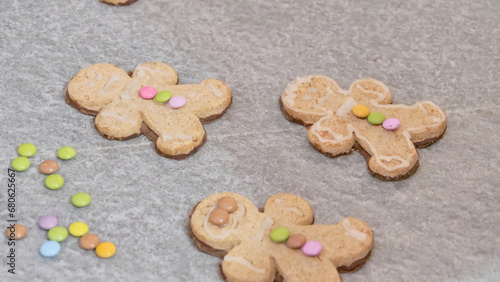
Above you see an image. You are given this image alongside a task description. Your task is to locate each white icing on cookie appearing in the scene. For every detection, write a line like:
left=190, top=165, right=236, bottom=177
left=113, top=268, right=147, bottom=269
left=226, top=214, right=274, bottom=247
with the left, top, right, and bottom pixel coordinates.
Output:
left=207, top=83, right=224, bottom=98
left=203, top=203, right=245, bottom=239
left=336, top=97, right=358, bottom=117
left=301, top=94, right=312, bottom=100
left=161, top=133, right=193, bottom=142
left=282, top=76, right=313, bottom=108
left=100, top=110, right=137, bottom=124
left=354, top=81, right=389, bottom=102
left=188, top=93, right=197, bottom=98
left=313, top=86, right=333, bottom=110
left=120, top=78, right=142, bottom=100
left=250, top=217, right=274, bottom=242
left=87, top=81, right=96, bottom=88
left=307, top=87, right=317, bottom=93
left=98, top=73, right=121, bottom=95
left=274, top=199, right=303, bottom=216
left=135, top=65, right=170, bottom=79
left=224, top=255, right=265, bottom=274
left=96, top=73, right=103, bottom=80
left=342, top=219, right=368, bottom=242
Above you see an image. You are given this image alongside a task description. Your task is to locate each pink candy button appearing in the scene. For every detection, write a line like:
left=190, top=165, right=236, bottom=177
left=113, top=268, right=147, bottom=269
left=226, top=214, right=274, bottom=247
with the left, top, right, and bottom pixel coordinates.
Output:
left=382, top=118, right=401, bottom=131
left=301, top=240, right=322, bottom=256
left=38, top=215, right=59, bottom=230
left=168, top=96, right=186, bottom=109
left=139, top=86, right=157, bottom=99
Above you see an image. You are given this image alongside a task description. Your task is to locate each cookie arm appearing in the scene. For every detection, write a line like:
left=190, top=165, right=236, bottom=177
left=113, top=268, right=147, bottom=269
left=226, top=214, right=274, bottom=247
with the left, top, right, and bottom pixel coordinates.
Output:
left=264, top=194, right=314, bottom=225
left=159, top=79, right=232, bottom=123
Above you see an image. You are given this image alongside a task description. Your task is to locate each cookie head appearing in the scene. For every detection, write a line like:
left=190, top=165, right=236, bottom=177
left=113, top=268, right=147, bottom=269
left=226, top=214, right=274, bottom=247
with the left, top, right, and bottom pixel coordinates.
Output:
left=190, top=193, right=262, bottom=252
left=67, top=64, right=132, bottom=114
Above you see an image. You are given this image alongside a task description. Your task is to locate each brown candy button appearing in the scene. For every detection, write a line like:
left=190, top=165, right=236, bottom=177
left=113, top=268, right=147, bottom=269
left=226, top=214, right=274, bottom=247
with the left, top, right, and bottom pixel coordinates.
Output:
left=6, top=224, right=27, bottom=240
left=209, top=208, right=229, bottom=226
left=217, top=196, right=237, bottom=213
left=286, top=233, right=306, bottom=249
left=79, top=233, right=100, bottom=250
left=39, top=160, right=59, bottom=174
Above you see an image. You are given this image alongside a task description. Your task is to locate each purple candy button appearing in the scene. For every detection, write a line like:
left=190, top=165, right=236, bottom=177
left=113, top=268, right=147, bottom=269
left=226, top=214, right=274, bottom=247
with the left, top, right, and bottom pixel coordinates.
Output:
left=139, top=86, right=157, bottom=99
left=301, top=240, right=322, bottom=256
left=38, top=215, right=59, bottom=230
left=168, top=96, right=186, bottom=109
left=382, top=118, right=401, bottom=131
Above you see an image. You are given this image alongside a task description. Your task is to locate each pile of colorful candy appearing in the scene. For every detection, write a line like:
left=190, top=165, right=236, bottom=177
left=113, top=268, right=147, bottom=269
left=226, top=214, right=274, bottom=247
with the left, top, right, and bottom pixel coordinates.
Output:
left=139, top=86, right=186, bottom=109
left=38, top=215, right=116, bottom=258
left=8, top=143, right=116, bottom=259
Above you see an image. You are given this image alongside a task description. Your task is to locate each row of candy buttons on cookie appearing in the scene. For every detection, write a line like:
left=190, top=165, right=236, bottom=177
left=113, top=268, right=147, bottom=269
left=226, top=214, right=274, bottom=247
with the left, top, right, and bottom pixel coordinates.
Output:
left=352, top=105, right=401, bottom=130
left=270, top=227, right=322, bottom=257
left=139, top=86, right=186, bottom=109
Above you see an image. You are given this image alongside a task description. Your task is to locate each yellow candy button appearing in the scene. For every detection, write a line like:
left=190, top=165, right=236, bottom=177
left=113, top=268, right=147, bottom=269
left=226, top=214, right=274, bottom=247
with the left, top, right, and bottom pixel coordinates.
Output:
left=96, top=242, right=116, bottom=259
left=352, top=104, right=370, bottom=118
left=68, top=222, right=89, bottom=237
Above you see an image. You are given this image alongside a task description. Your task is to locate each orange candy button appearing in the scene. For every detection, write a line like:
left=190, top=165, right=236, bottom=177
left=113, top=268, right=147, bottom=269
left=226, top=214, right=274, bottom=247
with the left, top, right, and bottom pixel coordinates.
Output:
left=352, top=104, right=370, bottom=118
left=286, top=233, right=306, bottom=249
left=39, top=160, right=59, bottom=174
left=96, top=242, right=116, bottom=258
left=6, top=224, right=27, bottom=240
left=80, top=233, right=100, bottom=250
left=209, top=208, right=229, bottom=226
left=217, top=196, right=237, bottom=213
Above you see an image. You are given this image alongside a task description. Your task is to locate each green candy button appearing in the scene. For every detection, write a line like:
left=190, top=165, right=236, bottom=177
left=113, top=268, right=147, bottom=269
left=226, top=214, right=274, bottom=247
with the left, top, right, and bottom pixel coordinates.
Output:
left=45, top=174, right=64, bottom=190
left=11, top=157, right=31, bottom=172
left=18, top=143, right=37, bottom=157
left=48, top=226, right=68, bottom=242
left=270, top=227, right=290, bottom=243
left=367, top=112, right=386, bottom=125
left=72, top=192, right=91, bottom=208
left=153, top=90, right=173, bottom=104
left=58, top=146, right=76, bottom=160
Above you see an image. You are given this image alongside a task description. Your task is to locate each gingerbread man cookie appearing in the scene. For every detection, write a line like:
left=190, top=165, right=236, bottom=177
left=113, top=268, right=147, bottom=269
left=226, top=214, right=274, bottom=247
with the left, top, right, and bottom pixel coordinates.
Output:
left=67, top=62, right=231, bottom=159
left=100, top=0, right=137, bottom=6
left=280, top=76, right=447, bottom=180
left=190, top=193, right=373, bottom=282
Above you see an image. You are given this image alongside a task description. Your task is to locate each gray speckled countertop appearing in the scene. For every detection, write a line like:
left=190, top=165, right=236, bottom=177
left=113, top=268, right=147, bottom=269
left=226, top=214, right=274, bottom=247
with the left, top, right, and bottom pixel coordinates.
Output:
left=1, top=0, right=499, bottom=281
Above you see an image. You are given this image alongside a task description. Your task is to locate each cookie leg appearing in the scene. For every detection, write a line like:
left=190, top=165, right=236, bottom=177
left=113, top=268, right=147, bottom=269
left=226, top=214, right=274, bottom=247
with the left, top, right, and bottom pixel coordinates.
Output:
left=273, top=256, right=341, bottom=282
left=221, top=245, right=274, bottom=282
left=140, top=107, right=206, bottom=159
left=95, top=101, right=142, bottom=140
